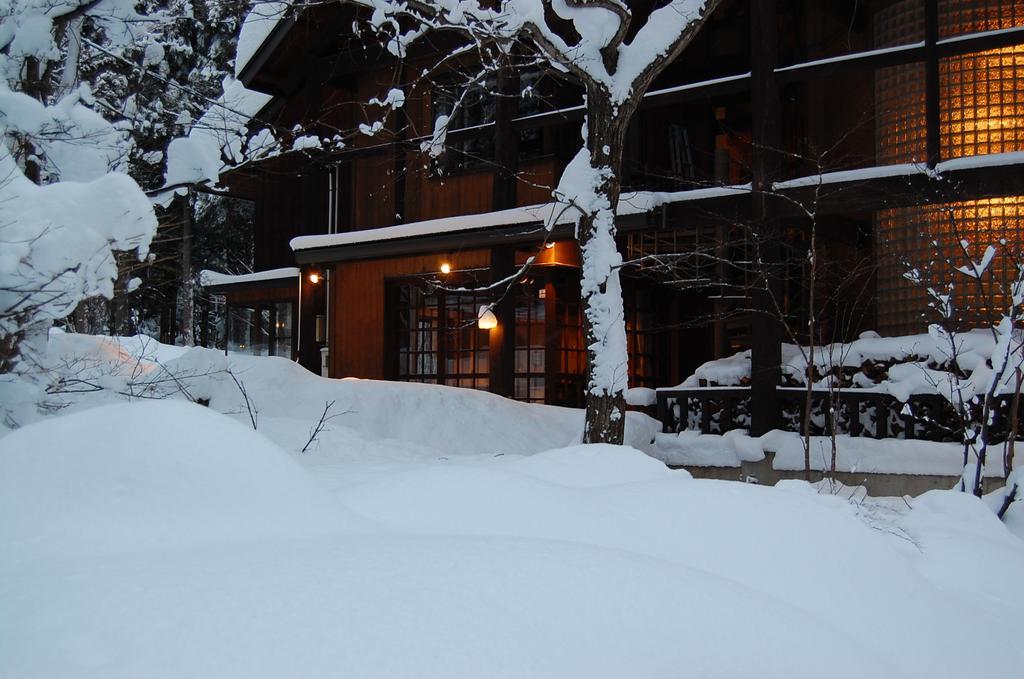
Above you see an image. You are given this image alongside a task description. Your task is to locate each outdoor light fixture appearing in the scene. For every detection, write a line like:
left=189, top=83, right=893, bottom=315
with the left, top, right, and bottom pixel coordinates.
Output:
left=440, top=262, right=452, bottom=275
left=477, top=305, right=498, bottom=330
left=544, top=241, right=555, bottom=249
left=308, top=272, right=321, bottom=284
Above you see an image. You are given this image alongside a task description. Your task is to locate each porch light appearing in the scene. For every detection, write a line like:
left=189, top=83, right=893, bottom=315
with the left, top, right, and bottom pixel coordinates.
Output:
left=477, top=305, right=498, bottom=330
left=308, top=272, right=321, bottom=284
left=440, top=262, right=452, bottom=275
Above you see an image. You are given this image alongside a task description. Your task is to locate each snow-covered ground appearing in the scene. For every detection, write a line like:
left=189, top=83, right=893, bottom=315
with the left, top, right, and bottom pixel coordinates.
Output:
left=1, top=333, right=1023, bottom=677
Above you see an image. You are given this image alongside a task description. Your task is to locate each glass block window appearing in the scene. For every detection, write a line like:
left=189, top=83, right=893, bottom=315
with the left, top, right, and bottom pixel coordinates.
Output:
left=874, top=0, right=927, bottom=164
left=940, top=45, right=1024, bottom=159
left=938, top=0, right=1024, bottom=37
left=874, top=0, right=1024, bottom=334
left=876, top=197, right=1024, bottom=335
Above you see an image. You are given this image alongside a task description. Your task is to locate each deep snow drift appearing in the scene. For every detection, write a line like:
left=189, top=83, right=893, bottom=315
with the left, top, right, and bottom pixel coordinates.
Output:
left=1, top=335, right=1023, bottom=677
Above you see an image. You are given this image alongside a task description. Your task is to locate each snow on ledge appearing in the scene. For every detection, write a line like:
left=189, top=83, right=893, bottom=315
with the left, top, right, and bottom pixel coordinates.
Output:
left=772, top=163, right=924, bottom=190
left=291, top=205, right=563, bottom=251
left=200, top=267, right=299, bottom=288
left=935, top=151, right=1024, bottom=172
left=290, top=185, right=753, bottom=252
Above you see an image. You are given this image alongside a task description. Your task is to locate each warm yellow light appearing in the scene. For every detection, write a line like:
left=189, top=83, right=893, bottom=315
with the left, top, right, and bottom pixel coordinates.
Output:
left=308, top=272, right=321, bottom=284
left=544, top=241, right=555, bottom=249
left=477, top=305, right=498, bottom=330
left=440, top=262, right=451, bottom=275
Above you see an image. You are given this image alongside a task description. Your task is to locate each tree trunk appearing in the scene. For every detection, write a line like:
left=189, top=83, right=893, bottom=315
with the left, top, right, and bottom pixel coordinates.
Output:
left=179, top=190, right=195, bottom=347
left=580, top=97, right=630, bottom=444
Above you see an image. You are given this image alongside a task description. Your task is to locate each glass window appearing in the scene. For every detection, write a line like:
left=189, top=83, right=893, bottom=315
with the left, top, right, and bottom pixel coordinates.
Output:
left=254, top=308, right=271, bottom=356
left=226, top=301, right=294, bottom=359
left=228, top=306, right=254, bottom=354
left=272, top=302, right=293, bottom=359
left=514, top=285, right=548, bottom=403
left=624, top=286, right=663, bottom=389
left=393, top=282, right=490, bottom=390
left=432, top=78, right=497, bottom=172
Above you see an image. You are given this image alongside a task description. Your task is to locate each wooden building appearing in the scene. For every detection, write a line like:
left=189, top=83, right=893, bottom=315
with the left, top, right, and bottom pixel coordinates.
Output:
left=205, top=0, right=1024, bottom=432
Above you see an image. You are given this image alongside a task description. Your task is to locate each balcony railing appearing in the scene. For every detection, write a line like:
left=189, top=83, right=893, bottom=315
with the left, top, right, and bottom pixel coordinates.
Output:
left=656, top=386, right=1022, bottom=443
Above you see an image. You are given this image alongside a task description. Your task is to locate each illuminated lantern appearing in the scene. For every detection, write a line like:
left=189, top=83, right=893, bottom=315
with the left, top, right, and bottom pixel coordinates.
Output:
left=477, top=305, right=498, bottom=330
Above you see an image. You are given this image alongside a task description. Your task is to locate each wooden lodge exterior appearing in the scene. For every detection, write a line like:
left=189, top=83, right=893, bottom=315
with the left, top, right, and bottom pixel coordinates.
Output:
left=205, top=0, right=1024, bottom=433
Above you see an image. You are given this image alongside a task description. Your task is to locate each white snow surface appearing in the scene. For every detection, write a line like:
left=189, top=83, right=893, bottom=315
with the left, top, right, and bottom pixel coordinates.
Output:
left=1, top=334, right=1023, bottom=677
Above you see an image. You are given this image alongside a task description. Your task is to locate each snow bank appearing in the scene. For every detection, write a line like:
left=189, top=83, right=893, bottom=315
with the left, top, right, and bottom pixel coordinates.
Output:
left=2, top=333, right=660, bottom=457
left=0, top=401, right=360, bottom=562
left=655, top=429, right=1009, bottom=477
left=192, top=352, right=660, bottom=457
left=2, top=341, right=1023, bottom=676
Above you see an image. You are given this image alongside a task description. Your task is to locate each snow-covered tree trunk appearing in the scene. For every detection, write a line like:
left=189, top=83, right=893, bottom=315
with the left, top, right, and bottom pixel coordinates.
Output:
left=578, top=97, right=629, bottom=443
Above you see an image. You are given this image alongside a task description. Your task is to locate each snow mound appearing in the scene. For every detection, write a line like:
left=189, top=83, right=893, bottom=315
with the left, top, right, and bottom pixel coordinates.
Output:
left=499, top=442, right=683, bottom=487
left=0, top=401, right=360, bottom=562
left=336, top=464, right=1022, bottom=678
left=163, top=349, right=662, bottom=457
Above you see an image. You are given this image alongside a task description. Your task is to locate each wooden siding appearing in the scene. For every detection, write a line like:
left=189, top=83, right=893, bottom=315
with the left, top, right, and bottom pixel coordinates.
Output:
left=351, top=154, right=395, bottom=229
left=402, top=163, right=494, bottom=224
left=253, top=156, right=329, bottom=271
left=331, top=250, right=491, bottom=379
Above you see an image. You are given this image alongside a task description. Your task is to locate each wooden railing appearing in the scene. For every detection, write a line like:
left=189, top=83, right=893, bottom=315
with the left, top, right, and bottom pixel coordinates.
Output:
left=656, top=387, right=1021, bottom=443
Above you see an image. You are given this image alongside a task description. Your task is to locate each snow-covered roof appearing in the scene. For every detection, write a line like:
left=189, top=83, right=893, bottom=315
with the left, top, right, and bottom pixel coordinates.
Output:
left=291, top=205, right=562, bottom=251
left=234, top=2, right=292, bottom=78
left=200, top=267, right=299, bottom=288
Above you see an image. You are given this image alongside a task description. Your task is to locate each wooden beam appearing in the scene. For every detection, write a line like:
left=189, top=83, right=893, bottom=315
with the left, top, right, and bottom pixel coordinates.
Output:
left=748, top=0, right=783, bottom=437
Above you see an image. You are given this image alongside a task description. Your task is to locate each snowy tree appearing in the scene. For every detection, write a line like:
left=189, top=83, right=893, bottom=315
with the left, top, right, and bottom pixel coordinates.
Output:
left=74, top=0, right=255, bottom=342
left=347, top=0, right=722, bottom=443
left=901, top=218, right=1024, bottom=501
left=0, top=0, right=158, bottom=371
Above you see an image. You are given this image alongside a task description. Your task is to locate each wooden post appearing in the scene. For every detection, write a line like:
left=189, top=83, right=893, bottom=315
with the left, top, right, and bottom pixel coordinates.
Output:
left=392, top=62, right=408, bottom=224
left=749, top=0, right=783, bottom=436
left=492, top=70, right=519, bottom=211
left=488, top=247, right=516, bottom=397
